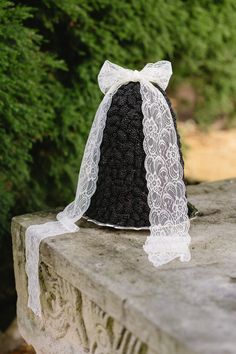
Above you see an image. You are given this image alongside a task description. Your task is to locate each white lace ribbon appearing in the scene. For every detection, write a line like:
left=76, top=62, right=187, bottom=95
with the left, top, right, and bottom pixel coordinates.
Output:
left=25, top=60, right=191, bottom=317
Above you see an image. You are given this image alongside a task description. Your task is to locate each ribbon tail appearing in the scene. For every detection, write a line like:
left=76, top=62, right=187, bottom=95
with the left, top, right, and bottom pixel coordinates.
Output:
left=25, top=81, right=118, bottom=317
left=25, top=220, right=79, bottom=317
left=140, top=81, right=191, bottom=267
left=143, top=223, right=191, bottom=267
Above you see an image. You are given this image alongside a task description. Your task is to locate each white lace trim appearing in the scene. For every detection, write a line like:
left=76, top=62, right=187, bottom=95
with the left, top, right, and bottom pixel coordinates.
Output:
left=25, top=60, right=191, bottom=317
left=140, top=81, right=190, bottom=266
left=25, top=220, right=74, bottom=317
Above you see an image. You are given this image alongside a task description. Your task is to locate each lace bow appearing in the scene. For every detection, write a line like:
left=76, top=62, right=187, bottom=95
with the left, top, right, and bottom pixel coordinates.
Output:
left=98, top=60, right=172, bottom=94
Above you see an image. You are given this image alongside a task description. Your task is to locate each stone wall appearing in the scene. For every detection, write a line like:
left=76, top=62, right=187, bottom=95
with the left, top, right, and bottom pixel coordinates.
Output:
left=12, top=179, right=236, bottom=354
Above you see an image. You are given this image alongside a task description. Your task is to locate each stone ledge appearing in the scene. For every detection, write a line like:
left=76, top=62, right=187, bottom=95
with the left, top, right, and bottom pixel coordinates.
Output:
left=12, top=179, right=236, bottom=354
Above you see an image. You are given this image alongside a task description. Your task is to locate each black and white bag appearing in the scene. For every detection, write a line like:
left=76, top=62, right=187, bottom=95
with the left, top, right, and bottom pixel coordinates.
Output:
left=25, top=60, right=196, bottom=316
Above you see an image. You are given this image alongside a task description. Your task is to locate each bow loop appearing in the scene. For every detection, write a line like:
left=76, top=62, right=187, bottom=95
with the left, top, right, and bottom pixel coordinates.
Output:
left=98, top=60, right=172, bottom=94
left=140, top=61, right=172, bottom=91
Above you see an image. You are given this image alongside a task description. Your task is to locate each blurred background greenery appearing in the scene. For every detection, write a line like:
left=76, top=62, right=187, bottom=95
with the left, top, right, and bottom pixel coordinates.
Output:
left=1, top=0, right=236, bottom=334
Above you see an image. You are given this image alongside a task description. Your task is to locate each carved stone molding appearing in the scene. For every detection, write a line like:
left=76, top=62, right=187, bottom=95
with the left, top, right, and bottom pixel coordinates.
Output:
left=40, top=263, right=88, bottom=349
left=39, top=262, right=149, bottom=354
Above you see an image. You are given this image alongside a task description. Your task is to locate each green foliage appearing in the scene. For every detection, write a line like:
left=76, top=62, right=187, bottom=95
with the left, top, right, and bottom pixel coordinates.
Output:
left=1, top=0, right=236, bottom=251
left=25, top=0, right=236, bottom=126
left=0, top=1, right=63, bottom=250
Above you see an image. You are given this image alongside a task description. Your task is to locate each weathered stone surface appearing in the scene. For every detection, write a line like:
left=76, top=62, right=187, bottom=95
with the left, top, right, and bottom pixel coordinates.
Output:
left=12, top=179, right=236, bottom=354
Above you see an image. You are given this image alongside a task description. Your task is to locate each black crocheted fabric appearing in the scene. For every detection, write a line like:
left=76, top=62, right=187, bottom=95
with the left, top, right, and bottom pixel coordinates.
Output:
left=86, top=82, right=192, bottom=228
